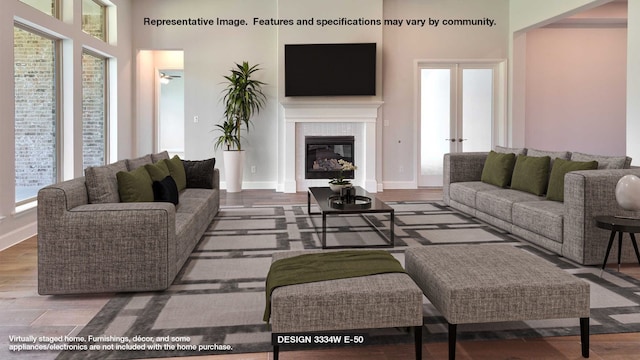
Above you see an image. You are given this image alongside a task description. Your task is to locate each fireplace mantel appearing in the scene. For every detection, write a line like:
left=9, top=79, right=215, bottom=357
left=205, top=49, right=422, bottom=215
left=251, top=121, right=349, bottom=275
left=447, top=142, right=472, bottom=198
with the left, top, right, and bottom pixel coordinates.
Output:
left=281, top=101, right=383, bottom=193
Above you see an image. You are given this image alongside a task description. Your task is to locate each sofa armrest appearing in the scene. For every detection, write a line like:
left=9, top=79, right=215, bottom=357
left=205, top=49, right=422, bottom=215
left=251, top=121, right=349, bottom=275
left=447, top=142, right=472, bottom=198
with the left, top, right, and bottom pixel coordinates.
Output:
left=443, top=152, right=488, bottom=205
left=38, top=186, right=177, bottom=294
left=562, top=168, right=640, bottom=265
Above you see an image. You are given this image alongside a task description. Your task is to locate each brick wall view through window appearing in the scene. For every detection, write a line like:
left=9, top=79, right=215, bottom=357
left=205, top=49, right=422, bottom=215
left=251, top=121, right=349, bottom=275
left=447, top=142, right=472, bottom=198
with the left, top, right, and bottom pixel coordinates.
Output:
left=14, top=27, right=58, bottom=203
left=82, top=52, right=107, bottom=169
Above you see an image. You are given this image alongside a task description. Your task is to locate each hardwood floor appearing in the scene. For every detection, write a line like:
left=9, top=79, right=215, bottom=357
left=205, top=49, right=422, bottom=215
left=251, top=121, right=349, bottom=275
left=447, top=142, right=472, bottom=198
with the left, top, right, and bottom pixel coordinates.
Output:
left=2, top=189, right=640, bottom=359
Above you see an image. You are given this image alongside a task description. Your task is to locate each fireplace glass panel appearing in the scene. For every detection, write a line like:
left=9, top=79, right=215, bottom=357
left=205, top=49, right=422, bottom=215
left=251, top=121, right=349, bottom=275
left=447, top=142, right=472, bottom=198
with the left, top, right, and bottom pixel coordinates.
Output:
left=305, top=136, right=354, bottom=179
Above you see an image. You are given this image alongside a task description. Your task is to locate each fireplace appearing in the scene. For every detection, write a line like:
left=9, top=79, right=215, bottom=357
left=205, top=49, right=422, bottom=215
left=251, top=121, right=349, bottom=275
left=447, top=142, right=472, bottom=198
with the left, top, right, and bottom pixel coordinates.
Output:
left=280, top=101, right=382, bottom=193
left=305, top=136, right=355, bottom=180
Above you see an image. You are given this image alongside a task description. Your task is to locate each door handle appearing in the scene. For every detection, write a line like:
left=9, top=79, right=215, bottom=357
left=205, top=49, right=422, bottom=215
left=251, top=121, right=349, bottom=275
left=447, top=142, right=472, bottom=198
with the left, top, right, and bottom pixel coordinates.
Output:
left=445, top=139, right=456, bottom=142
left=458, top=138, right=468, bottom=142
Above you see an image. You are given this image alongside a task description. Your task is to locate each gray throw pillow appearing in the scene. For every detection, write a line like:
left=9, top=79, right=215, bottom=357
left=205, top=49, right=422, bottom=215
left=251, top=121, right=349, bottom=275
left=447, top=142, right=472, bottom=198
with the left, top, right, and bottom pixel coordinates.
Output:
left=126, top=154, right=153, bottom=171
left=570, top=152, right=630, bottom=169
left=84, top=160, right=128, bottom=204
left=494, top=146, right=527, bottom=156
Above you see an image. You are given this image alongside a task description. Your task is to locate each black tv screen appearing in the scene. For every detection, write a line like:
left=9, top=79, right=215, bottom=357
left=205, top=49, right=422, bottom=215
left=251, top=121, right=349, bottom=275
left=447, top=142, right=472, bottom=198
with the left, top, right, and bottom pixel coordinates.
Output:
left=285, top=43, right=376, bottom=97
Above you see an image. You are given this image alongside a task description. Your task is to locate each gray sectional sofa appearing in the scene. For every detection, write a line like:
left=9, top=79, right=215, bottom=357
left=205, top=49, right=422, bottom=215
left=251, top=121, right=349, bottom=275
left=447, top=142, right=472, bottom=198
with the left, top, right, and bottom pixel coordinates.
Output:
left=444, top=148, right=640, bottom=265
left=37, top=151, right=219, bottom=295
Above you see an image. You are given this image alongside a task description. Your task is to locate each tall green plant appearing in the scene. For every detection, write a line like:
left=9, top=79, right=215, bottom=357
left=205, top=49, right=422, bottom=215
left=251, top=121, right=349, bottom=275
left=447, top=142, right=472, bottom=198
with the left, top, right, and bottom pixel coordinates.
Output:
left=221, top=62, right=266, bottom=151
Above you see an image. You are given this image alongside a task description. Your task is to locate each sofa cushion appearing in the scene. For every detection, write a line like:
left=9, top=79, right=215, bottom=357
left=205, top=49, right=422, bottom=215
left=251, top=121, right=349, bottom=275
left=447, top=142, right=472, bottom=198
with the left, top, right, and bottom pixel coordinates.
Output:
left=450, top=181, right=499, bottom=208
left=527, top=148, right=570, bottom=171
left=151, top=151, right=170, bottom=163
left=183, top=158, right=216, bottom=189
left=175, top=193, right=213, bottom=263
left=527, top=148, right=571, bottom=161
left=510, top=155, right=551, bottom=196
left=546, top=158, right=599, bottom=202
left=116, top=166, right=154, bottom=202
left=126, top=154, right=153, bottom=171
left=481, top=151, right=516, bottom=188
left=570, top=152, right=631, bottom=169
left=512, top=201, right=564, bottom=243
left=164, top=155, right=187, bottom=191
left=152, top=176, right=179, bottom=205
left=145, top=161, right=171, bottom=181
left=494, top=146, right=527, bottom=155
left=84, top=160, right=128, bottom=204
left=476, top=189, right=544, bottom=223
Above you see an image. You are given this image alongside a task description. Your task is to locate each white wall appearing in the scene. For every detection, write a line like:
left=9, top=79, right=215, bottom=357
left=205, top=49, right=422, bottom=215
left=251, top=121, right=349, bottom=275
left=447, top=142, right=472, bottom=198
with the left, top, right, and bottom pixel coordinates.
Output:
left=525, top=26, right=627, bottom=155
left=382, top=0, right=509, bottom=188
left=131, top=0, right=279, bottom=189
left=0, top=0, right=134, bottom=250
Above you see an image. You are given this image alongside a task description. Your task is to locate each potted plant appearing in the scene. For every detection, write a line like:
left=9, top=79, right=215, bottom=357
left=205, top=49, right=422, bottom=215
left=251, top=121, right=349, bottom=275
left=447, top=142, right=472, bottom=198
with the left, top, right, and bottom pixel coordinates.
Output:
left=215, top=62, right=267, bottom=192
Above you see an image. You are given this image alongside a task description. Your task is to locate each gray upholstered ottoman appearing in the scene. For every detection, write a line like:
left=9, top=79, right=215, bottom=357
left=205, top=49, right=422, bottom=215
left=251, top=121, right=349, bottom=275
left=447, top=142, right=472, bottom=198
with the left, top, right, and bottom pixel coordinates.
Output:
left=268, top=250, right=423, bottom=360
left=405, top=244, right=590, bottom=360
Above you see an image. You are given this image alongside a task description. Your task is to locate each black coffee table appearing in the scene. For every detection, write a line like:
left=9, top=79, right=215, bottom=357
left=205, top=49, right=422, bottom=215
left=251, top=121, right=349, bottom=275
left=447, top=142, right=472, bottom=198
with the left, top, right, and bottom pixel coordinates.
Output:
left=594, top=215, right=640, bottom=275
left=307, top=186, right=394, bottom=249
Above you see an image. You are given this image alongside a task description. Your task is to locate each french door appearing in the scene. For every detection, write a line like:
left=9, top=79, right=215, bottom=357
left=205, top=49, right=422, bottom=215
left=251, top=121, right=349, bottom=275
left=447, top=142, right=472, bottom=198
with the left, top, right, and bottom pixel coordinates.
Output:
left=418, top=62, right=503, bottom=187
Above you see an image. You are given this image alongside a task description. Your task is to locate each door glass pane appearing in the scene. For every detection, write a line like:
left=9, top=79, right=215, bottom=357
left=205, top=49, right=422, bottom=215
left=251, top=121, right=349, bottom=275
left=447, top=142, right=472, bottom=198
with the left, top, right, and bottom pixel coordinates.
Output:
left=14, top=27, right=57, bottom=202
left=462, top=68, right=493, bottom=152
left=420, top=69, right=451, bottom=186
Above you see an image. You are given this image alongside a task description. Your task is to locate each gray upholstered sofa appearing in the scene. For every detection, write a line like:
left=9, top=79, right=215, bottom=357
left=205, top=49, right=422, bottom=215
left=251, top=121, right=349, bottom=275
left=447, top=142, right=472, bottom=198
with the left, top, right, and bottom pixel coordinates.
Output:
left=37, top=151, right=219, bottom=295
left=444, top=148, right=640, bottom=265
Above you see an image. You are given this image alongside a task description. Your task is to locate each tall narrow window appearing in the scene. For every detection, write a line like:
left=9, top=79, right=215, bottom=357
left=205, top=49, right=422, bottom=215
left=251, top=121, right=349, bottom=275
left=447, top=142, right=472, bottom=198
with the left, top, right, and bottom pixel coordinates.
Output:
left=82, top=52, right=107, bottom=169
left=14, top=26, right=58, bottom=203
left=20, top=0, right=56, bottom=17
left=82, top=0, right=106, bottom=41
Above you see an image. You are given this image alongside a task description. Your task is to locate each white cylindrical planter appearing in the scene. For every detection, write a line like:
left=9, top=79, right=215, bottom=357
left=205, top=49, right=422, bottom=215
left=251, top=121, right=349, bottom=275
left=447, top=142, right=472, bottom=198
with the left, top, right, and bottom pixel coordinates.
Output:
left=223, top=150, right=245, bottom=193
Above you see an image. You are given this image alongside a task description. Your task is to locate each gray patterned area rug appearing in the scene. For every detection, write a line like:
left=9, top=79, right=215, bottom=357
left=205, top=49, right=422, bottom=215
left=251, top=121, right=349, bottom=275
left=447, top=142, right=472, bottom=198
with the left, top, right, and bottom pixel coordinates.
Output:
left=57, top=201, right=640, bottom=359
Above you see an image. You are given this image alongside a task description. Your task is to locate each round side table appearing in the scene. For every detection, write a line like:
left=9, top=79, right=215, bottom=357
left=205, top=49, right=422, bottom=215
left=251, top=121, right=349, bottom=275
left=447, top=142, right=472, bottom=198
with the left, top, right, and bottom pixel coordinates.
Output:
left=594, top=215, right=640, bottom=276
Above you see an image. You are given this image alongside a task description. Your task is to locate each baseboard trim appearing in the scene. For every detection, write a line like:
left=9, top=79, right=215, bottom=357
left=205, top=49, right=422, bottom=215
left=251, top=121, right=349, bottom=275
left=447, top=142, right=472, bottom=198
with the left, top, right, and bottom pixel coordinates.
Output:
left=221, top=181, right=279, bottom=191
left=0, top=221, right=37, bottom=252
left=382, top=181, right=417, bottom=190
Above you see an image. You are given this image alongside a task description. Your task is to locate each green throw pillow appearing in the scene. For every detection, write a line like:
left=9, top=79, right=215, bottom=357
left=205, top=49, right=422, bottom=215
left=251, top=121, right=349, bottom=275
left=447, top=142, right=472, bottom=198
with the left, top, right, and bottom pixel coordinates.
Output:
left=481, top=151, right=516, bottom=188
left=144, top=161, right=170, bottom=181
left=116, top=166, right=154, bottom=202
left=163, top=155, right=187, bottom=191
left=510, top=155, right=551, bottom=196
left=546, top=158, right=599, bottom=202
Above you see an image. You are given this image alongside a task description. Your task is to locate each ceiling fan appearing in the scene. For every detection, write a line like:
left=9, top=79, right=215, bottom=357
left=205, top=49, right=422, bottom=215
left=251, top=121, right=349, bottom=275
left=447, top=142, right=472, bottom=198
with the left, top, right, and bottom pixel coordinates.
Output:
left=159, top=72, right=181, bottom=84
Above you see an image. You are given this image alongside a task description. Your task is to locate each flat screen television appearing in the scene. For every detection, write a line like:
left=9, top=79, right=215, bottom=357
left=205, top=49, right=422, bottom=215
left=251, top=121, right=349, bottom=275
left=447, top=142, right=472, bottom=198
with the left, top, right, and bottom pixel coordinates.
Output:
left=284, top=43, right=376, bottom=97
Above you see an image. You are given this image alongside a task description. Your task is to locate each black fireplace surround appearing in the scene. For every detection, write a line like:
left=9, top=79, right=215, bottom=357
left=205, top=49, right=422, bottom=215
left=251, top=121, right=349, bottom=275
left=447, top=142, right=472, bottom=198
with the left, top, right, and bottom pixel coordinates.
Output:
left=305, top=136, right=355, bottom=180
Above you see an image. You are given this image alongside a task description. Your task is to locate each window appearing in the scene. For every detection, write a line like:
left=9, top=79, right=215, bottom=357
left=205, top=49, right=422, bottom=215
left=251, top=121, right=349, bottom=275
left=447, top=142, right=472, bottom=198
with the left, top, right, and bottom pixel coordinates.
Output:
left=82, top=51, right=107, bottom=168
left=82, top=0, right=106, bottom=41
left=14, top=26, right=59, bottom=203
left=20, top=0, right=56, bottom=17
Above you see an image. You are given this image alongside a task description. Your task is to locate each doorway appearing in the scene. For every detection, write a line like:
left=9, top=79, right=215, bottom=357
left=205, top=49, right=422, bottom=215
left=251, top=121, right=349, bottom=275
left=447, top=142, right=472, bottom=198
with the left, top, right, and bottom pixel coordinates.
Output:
left=418, top=61, right=505, bottom=187
left=158, top=69, right=185, bottom=158
left=135, top=50, right=184, bottom=156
